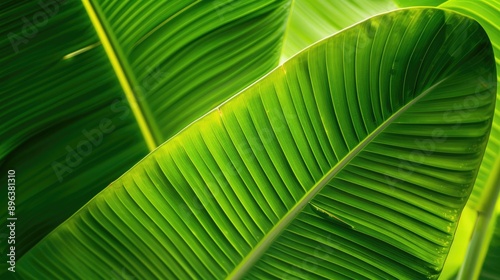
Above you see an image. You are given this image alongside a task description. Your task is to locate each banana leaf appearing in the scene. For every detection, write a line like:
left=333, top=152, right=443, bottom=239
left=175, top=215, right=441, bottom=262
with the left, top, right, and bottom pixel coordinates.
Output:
left=479, top=209, right=500, bottom=280
left=283, top=0, right=500, bottom=278
left=437, top=1, right=500, bottom=278
left=17, top=8, right=497, bottom=279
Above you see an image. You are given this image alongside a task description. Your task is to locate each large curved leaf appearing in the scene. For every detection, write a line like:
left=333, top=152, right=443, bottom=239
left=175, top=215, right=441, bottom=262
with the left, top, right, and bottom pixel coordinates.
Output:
left=434, top=1, right=500, bottom=278
left=18, top=8, right=496, bottom=279
left=0, top=0, right=290, bottom=264
left=440, top=0, right=500, bottom=214
left=283, top=0, right=500, bottom=278
left=395, top=0, right=500, bottom=277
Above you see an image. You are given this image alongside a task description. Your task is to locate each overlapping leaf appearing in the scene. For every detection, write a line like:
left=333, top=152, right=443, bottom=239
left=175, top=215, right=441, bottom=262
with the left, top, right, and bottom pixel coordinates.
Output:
left=17, top=8, right=496, bottom=279
left=479, top=211, right=500, bottom=279
left=0, top=0, right=290, bottom=265
left=395, top=0, right=447, bottom=7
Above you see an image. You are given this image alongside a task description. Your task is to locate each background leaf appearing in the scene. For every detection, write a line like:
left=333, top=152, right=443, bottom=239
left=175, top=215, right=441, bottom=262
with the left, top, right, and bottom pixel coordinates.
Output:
left=0, top=0, right=290, bottom=266
left=280, top=0, right=397, bottom=61
left=479, top=207, right=500, bottom=280
left=395, top=0, right=447, bottom=7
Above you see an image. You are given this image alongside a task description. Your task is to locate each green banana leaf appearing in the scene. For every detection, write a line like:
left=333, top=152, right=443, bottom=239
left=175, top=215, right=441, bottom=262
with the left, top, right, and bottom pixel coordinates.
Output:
left=398, top=1, right=500, bottom=278
left=283, top=0, right=499, bottom=211
left=440, top=0, right=500, bottom=216
left=0, top=0, right=290, bottom=264
left=17, top=8, right=497, bottom=279
left=283, top=0, right=500, bottom=278
left=437, top=1, right=500, bottom=278
left=392, top=4, right=500, bottom=278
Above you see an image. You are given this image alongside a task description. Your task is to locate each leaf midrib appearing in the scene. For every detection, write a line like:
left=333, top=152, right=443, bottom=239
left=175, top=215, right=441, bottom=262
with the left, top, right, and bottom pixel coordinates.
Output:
left=226, top=77, right=449, bottom=280
left=82, top=0, right=158, bottom=150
